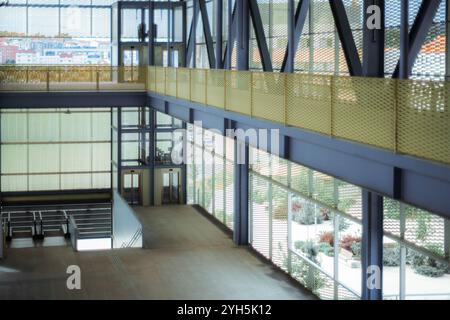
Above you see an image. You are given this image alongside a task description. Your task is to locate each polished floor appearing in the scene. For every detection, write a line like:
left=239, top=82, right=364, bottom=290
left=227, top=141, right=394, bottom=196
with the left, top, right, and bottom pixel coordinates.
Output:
left=0, top=205, right=315, bottom=300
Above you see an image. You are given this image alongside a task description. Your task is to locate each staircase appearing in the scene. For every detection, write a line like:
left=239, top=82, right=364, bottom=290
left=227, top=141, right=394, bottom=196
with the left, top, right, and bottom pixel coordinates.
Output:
left=1, top=203, right=112, bottom=242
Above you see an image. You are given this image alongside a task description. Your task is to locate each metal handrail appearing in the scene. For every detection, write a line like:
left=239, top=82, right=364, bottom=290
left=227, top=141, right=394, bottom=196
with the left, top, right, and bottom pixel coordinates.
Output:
left=68, top=215, right=79, bottom=251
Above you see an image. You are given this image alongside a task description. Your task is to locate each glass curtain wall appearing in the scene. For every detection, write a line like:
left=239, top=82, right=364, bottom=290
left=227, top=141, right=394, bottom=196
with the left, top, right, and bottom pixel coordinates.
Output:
left=186, top=123, right=235, bottom=231
left=248, top=146, right=450, bottom=300
left=1, top=108, right=111, bottom=192
left=0, top=0, right=113, bottom=65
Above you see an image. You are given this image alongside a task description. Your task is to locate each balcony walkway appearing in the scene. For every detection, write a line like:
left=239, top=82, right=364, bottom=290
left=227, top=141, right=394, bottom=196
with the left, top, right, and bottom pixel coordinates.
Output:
left=0, top=205, right=315, bottom=299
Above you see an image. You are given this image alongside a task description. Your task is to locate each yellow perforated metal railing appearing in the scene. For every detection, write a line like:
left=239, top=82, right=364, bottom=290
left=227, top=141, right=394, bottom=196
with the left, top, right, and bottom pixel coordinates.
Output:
left=0, top=65, right=147, bottom=91
left=147, top=66, right=450, bottom=166
left=0, top=65, right=448, bottom=165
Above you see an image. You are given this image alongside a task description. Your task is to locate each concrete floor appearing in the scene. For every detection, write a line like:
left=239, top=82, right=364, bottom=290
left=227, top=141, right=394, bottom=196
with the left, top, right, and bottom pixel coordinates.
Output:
left=0, top=205, right=316, bottom=300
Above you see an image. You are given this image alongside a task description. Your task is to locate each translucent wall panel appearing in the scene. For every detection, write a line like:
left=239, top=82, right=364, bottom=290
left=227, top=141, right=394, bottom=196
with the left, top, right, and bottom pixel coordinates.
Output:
left=28, top=8, right=59, bottom=37
left=1, top=109, right=111, bottom=192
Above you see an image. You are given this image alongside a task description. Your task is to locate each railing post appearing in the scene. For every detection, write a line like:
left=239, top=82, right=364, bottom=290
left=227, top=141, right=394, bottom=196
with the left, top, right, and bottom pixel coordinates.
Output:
left=46, top=69, right=50, bottom=91
left=96, top=70, right=100, bottom=91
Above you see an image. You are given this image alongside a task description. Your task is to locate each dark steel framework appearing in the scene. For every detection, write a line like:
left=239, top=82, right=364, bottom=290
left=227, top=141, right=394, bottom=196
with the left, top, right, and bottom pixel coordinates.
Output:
left=1, top=0, right=448, bottom=300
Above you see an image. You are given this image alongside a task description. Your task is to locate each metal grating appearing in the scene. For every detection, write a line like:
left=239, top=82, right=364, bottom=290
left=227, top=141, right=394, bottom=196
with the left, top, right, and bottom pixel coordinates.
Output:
left=206, top=69, right=226, bottom=109
left=155, top=66, right=166, bottom=95
left=147, top=66, right=156, bottom=92
left=337, top=180, right=362, bottom=221
left=214, top=155, right=225, bottom=223
left=190, top=68, right=207, bottom=104
left=176, top=68, right=191, bottom=100
left=250, top=173, right=270, bottom=259
left=286, top=73, right=332, bottom=134
left=225, top=70, right=252, bottom=115
left=272, top=184, right=289, bottom=271
left=165, top=67, right=177, bottom=97
left=396, top=80, right=450, bottom=164
left=332, top=76, right=396, bottom=150
left=252, top=72, right=286, bottom=123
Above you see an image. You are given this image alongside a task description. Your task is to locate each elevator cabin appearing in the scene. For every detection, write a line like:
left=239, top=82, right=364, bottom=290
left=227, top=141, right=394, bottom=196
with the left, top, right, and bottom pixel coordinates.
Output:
left=118, top=108, right=184, bottom=207
left=112, top=0, right=187, bottom=76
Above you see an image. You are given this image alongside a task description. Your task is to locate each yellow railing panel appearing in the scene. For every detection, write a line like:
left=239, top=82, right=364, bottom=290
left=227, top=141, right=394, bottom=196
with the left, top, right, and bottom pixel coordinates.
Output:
left=225, top=70, right=251, bottom=115
left=191, top=68, right=206, bottom=104
left=2, top=65, right=450, bottom=165
left=147, top=66, right=156, bottom=92
left=177, top=68, right=191, bottom=100
left=252, top=72, right=285, bottom=124
left=165, top=67, right=177, bottom=97
left=206, top=69, right=226, bottom=109
left=332, top=76, right=396, bottom=150
left=155, top=66, right=166, bottom=95
left=286, top=73, right=332, bottom=135
left=397, top=80, right=450, bottom=164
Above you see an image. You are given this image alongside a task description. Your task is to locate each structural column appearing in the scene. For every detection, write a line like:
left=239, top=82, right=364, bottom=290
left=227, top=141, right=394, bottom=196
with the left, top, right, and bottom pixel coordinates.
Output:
left=236, top=0, right=250, bottom=71
left=362, top=0, right=385, bottom=77
left=361, top=190, right=384, bottom=300
left=216, top=0, right=223, bottom=69
left=446, top=0, right=450, bottom=81
left=233, top=138, right=249, bottom=246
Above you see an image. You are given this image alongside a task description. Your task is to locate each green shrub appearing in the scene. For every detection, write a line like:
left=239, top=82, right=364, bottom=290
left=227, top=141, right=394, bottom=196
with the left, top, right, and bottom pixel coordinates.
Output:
left=318, top=242, right=334, bottom=257
left=414, top=265, right=446, bottom=278
left=292, top=203, right=323, bottom=225
left=350, top=242, right=361, bottom=258
left=383, top=247, right=400, bottom=267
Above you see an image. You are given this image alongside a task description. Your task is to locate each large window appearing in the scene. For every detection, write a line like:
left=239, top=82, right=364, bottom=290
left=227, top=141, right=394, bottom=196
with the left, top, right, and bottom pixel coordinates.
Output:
left=250, top=147, right=364, bottom=300
left=383, top=199, right=450, bottom=300
left=0, top=1, right=112, bottom=65
left=186, top=124, right=235, bottom=231
left=1, top=108, right=111, bottom=192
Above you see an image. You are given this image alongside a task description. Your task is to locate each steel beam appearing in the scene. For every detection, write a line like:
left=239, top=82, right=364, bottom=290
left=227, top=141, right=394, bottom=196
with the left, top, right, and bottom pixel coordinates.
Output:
left=446, top=0, right=450, bottom=81
left=399, top=0, right=409, bottom=79
left=233, top=137, right=249, bottom=246
left=236, top=0, right=250, bottom=70
left=186, top=0, right=200, bottom=67
left=224, top=1, right=237, bottom=69
left=329, top=0, right=363, bottom=76
left=148, top=92, right=450, bottom=218
left=215, top=0, right=223, bottom=69
left=361, top=190, right=383, bottom=300
left=281, top=0, right=310, bottom=73
left=393, top=0, right=443, bottom=78
left=199, top=0, right=216, bottom=68
left=248, top=0, right=273, bottom=72
left=363, top=0, right=385, bottom=77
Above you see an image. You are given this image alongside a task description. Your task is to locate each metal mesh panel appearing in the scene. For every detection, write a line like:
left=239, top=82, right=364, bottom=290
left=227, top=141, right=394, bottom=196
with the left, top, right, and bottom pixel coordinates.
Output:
left=186, top=141, right=195, bottom=205
left=272, top=184, right=288, bottom=271
left=155, top=66, right=166, bottom=95
left=206, top=69, right=226, bottom=109
left=252, top=72, right=286, bottom=123
left=190, top=68, right=206, bottom=104
left=332, top=76, right=396, bottom=150
left=286, top=73, right=332, bottom=135
left=397, top=80, right=450, bottom=164
left=291, top=253, right=331, bottom=298
left=290, top=162, right=311, bottom=196
left=251, top=173, right=270, bottom=258
left=271, top=155, right=289, bottom=187
left=251, top=148, right=271, bottom=178
left=165, top=67, right=177, bottom=97
left=176, top=68, right=191, bottom=100
left=214, top=155, right=225, bottom=223
left=313, top=171, right=335, bottom=207
left=204, top=152, right=214, bottom=214
left=225, top=70, right=252, bottom=115
left=225, top=159, right=234, bottom=230
left=337, top=180, right=362, bottom=221
left=147, top=66, right=156, bottom=92
left=383, top=198, right=401, bottom=237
